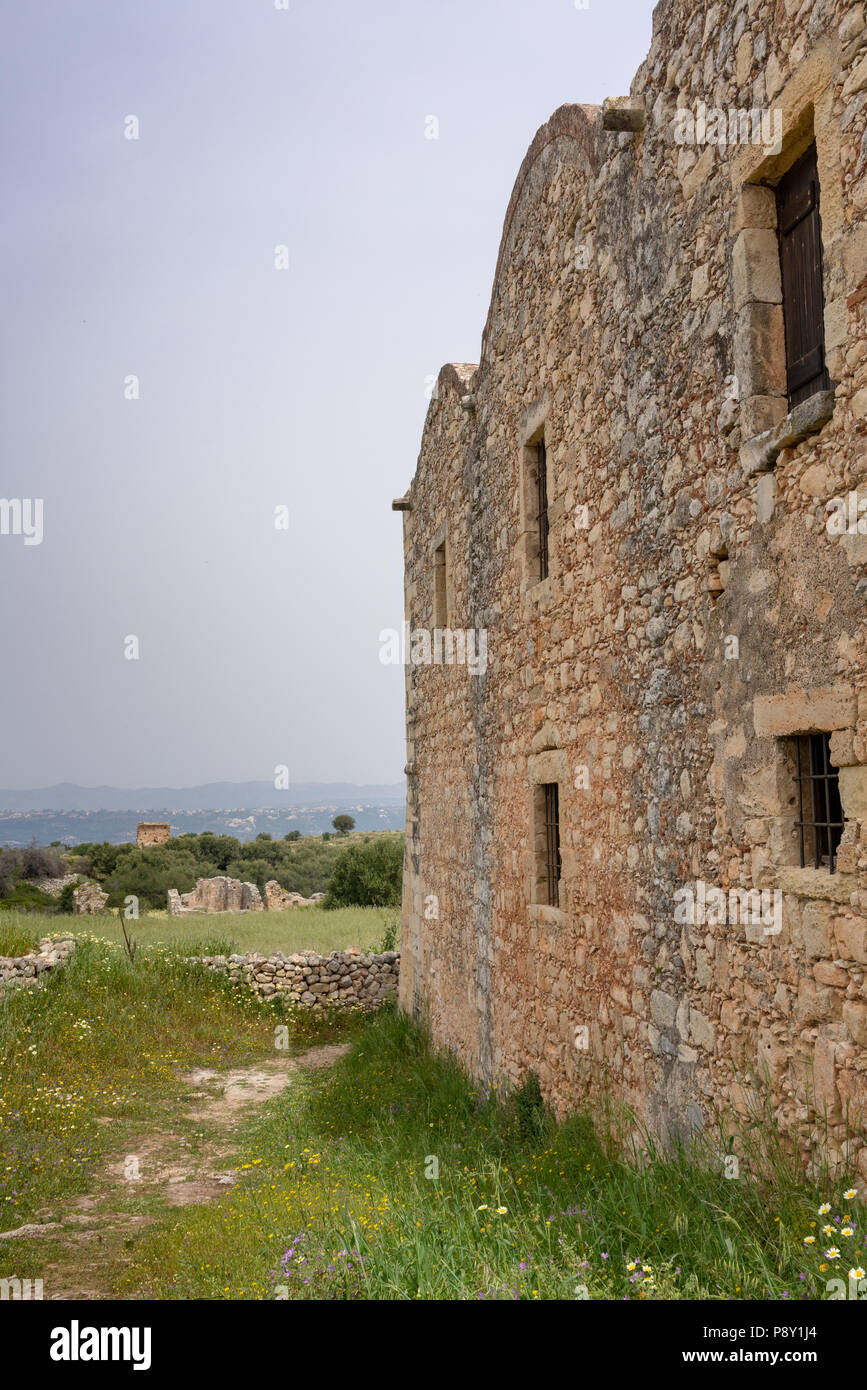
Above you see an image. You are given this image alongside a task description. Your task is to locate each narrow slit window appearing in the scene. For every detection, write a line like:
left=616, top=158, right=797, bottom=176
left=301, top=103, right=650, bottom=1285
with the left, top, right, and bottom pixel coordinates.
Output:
left=793, top=732, right=843, bottom=873
left=536, top=438, right=550, bottom=580
left=433, top=540, right=447, bottom=628
left=543, top=781, right=560, bottom=907
left=776, top=144, right=830, bottom=410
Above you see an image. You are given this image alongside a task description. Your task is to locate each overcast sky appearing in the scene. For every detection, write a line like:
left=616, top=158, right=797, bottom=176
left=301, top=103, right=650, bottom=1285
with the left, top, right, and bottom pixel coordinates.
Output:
left=0, top=0, right=654, bottom=792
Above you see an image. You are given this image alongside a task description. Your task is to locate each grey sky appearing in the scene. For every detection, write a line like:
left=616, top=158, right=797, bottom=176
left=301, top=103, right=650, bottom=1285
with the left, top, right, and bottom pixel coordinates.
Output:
left=0, top=0, right=654, bottom=791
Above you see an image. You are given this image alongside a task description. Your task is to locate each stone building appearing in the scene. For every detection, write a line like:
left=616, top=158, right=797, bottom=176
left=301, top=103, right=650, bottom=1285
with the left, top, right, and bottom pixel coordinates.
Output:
left=395, top=0, right=867, bottom=1184
left=136, top=822, right=171, bottom=847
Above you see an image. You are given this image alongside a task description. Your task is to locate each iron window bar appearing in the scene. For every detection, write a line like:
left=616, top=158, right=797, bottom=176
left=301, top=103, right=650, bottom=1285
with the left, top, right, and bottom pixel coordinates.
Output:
left=543, top=781, right=561, bottom=907
left=794, top=732, right=843, bottom=873
left=537, top=438, right=549, bottom=580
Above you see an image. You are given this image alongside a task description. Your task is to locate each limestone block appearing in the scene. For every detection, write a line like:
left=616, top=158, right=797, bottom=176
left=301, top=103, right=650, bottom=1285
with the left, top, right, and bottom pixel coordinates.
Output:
left=800, top=900, right=836, bottom=958
left=730, top=183, right=776, bottom=235
left=741, top=395, right=787, bottom=439
left=732, top=229, right=782, bottom=308
left=733, top=302, right=785, bottom=397
left=650, top=989, right=677, bottom=1028
left=843, top=1001, right=867, bottom=1047
left=839, top=766, right=867, bottom=818
left=833, top=915, right=867, bottom=962
left=753, top=686, right=857, bottom=737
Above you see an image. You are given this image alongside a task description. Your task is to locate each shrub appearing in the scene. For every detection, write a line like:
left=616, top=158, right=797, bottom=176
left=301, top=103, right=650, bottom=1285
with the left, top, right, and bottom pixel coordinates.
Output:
left=322, top=837, right=403, bottom=909
left=104, top=848, right=209, bottom=911
left=20, top=842, right=65, bottom=880
left=0, top=849, right=21, bottom=898
left=224, top=858, right=274, bottom=895
left=58, top=881, right=78, bottom=914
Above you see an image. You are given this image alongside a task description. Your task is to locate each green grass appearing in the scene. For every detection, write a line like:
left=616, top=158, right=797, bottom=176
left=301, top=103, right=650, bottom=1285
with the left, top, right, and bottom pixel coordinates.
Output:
left=0, top=915, right=44, bottom=955
left=0, top=905, right=400, bottom=958
left=0, top=936, right=339, bottom=1226
left=2, top=937, right=860, bottom=1301
left=123, top=1007, right=863, bottom=1301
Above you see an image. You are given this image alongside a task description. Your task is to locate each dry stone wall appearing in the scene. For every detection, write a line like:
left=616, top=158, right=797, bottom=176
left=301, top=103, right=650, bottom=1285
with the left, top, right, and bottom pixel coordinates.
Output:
left=398, top=0, right=867, bottom=1186
left=0, top=937, right=75, bottom=993
left=189, top=949, right=400, bottom=1010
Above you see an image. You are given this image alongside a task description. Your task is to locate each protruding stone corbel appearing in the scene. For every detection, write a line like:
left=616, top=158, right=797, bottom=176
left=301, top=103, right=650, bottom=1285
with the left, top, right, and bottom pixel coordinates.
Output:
left=601, top=96, right=646, bottom=132
left=392, top=495, right=412, bottom=511
left=460, top=394, right=476, bottom=411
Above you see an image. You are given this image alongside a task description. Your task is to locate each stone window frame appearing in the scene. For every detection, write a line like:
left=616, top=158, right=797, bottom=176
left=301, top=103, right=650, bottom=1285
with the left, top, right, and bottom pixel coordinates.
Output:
left=730, top=45, right=841, bottom=481
left=753, top=684, right=861, bottom=901
left=526, top=726, right=572, bottom=925
left=517, top=400, right=558, bottom=601
left=429, top=520, right=453, bottom=629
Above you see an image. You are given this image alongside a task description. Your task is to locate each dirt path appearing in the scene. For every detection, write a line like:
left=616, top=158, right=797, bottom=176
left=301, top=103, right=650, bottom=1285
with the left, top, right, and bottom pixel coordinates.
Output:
left=0, top=1043, right=349, bottom=1300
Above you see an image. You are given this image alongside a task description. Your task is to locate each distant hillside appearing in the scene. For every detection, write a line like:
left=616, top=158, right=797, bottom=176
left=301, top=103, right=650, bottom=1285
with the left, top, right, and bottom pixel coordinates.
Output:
left=0, top=781, right=406, bottom=812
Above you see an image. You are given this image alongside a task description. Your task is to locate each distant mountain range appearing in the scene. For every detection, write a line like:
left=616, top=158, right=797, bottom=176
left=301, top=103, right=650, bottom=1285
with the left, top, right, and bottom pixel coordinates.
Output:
left=0, top=781, right=406, bottom=812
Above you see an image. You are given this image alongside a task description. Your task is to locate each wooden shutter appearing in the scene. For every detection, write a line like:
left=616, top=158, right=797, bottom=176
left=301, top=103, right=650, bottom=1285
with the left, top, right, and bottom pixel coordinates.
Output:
left=776, top=145, right=830, bottom=409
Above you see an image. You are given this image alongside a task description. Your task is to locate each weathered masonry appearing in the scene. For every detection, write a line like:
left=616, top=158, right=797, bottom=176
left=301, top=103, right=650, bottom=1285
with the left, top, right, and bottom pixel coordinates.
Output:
left=395, top=0, right=867, bottom=1185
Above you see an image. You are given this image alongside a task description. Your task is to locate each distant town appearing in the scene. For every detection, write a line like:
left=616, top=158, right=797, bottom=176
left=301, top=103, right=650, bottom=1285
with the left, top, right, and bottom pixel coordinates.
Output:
left=0, top=782, right=406, bottom=846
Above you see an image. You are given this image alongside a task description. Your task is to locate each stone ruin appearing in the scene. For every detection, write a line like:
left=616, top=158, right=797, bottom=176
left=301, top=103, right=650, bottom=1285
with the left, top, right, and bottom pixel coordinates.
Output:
left=167, top=876, right=325, bottom=916
left=72, top=882, right=109, bottom=915
left=264, top=880, right=325, bottom=910
left=136, top=822, right=171, bottom=847
left=167, top=876, right=263, bottom=916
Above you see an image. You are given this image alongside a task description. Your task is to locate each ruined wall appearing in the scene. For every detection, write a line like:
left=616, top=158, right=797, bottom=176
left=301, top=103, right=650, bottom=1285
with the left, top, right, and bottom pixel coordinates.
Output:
left=398, top=0, right=867, bottom=1184
left=136, top=823, right=171, bottom=847
left=167, top=877, right=325, bottom=915
left=73, top=882, right=109, bottom=915
left=168, top=876, right=264, bottom=916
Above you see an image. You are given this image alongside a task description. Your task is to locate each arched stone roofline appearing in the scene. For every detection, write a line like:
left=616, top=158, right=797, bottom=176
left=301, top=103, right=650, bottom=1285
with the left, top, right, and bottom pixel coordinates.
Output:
left=436, top=362, right=478, bottom=400
left=479, top=103, right=600, bottom=361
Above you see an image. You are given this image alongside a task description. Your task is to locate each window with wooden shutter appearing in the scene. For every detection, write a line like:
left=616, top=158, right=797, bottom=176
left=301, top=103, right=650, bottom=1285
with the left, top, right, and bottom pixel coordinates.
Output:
left=776, top=144, right=830, bottom=410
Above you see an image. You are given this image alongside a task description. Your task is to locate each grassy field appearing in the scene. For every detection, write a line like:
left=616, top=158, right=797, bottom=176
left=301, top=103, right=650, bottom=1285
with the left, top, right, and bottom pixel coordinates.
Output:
left=124, top=1007, right=863, bottom=1301
left=0, top=905, right=400, bottom=958
left=0, top=937, right=322, bottom=1224
left=0, top=936, right=861, bottom=1301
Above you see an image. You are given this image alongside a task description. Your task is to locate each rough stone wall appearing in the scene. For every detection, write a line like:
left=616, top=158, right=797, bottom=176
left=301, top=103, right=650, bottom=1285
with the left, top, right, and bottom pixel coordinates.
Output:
left=35, top=873, right=78, bottom=899
left=167, top=876, right=264, bottom=916
left=73, top=882, right=109, bottom=915
left=136, top=822, right=170, bottom=847
left=263, top=881, right=325, bottom=910
left=190, top=949, right=400, bottom=1010
left=398, top=0, right=867, bottom=1185
left=166, top=877, right=325, bottom=915
left=0, top=937, right=75, bottom=993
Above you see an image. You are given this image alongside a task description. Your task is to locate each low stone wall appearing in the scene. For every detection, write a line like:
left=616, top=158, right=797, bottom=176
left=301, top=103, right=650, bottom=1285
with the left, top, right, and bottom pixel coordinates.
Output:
left=188, top=948, right=400, bottom=1011
left=0, top=937, right=76, bottom=993
left=35, top=874, right=78, bottom=899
